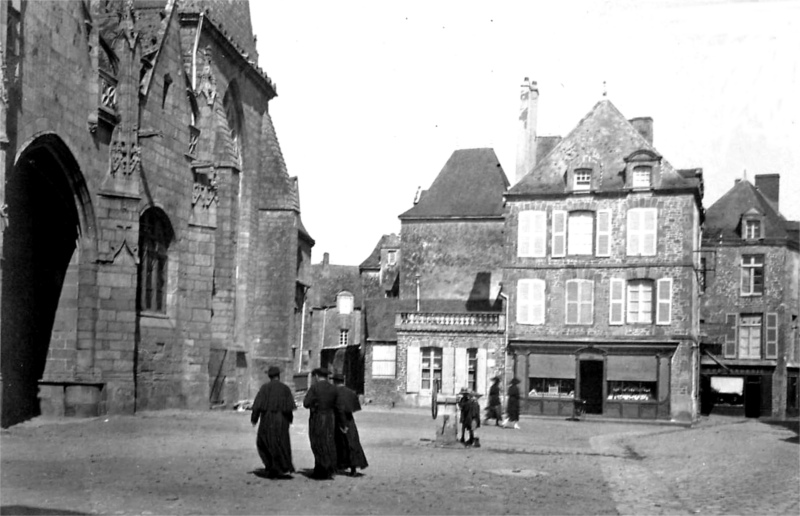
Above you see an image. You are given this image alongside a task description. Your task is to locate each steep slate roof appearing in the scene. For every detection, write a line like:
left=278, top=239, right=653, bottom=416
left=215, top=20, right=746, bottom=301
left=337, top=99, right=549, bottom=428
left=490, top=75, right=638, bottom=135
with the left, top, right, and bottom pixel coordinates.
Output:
left=359, top=234, right=400, bottom=270
left=364, top=298, right=399, bottom=342
left=509, top=99, right=699, bottom=196
left=399, top=148, right=509, bottom=219
left=704, top=179, right=796, bottom=242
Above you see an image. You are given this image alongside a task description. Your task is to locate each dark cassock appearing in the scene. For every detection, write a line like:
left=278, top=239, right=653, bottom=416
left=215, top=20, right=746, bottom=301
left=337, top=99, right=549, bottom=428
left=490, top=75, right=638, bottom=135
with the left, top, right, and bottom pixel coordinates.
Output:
left=485, top=377, right=502, bottom=425
left=303, top=368, right=340, bottom=479
left=505, top=378, right=521, bottom=429
left=250, top=367, right=296, bottom=477
left=333, top=375, right=368, bottom=475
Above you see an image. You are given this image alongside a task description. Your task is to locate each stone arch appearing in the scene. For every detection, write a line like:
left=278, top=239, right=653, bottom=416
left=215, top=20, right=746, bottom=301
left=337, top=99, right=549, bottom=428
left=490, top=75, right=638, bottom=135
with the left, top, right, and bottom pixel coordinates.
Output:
left=2, top=134, right=97, bottom=427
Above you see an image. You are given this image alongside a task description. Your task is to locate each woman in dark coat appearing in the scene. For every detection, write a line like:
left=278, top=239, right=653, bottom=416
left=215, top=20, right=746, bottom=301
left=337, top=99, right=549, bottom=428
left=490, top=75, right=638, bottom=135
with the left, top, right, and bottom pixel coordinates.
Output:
left=303, top=368, right=340, bottom=479
left=332, top=373, right=368, bottom=475
left=250, top=366, right=296, bottom=478
left=484, top=376, right=502, bottom=426
left=504, top=378, right=521, bottom=430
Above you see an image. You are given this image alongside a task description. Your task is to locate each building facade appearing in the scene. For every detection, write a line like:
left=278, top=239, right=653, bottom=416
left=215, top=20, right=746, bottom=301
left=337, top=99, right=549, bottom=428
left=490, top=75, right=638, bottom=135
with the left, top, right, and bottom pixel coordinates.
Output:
left=699, top=175, right=800, bottom=418
left=504, top=81, right=704, bottom=422
left=0, top=0, right=312, bottom=427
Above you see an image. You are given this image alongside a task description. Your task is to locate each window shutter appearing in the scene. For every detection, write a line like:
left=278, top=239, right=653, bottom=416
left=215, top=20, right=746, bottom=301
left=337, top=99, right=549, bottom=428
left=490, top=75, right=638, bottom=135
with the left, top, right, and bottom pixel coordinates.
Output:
left=531, top=210, right=546, bottom=257
left=723, top=314, right=738, bottom=358
left=627, top=209, right=640, bottom=255
left=406, top=345, right=421, bottom=393
left=442, top=347, right=456, bottom=394
left=552, top=210, right=566, bottom=257
left=531, top=279, right=545, bottom=325
left=579, top=280, right=594, bottom=325
left=454, top=348, right=468, bottom=393
left=609, top=278, right=625, bottom=325
left=656, top=278, right=672, bottom=325
left=518, top=211, right=532, bottom=257
left=766, top=313, right=778, bottom=359
left=517, top=280, right=532, bottom=324
left=596, top=209, right=612, bottom=257
left=566, top=280, right=578, bottom=324
left=643, top=208, right=657, bottom=255
left=476, top=348, right=488, bottom=394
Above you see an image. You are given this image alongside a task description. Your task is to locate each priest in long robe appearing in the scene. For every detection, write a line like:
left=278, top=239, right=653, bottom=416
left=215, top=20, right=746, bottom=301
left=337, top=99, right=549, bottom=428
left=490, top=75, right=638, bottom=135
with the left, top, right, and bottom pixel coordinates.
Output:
left=332, top=373, right=368, bottom=475
left=251, top=366, right=296, bottom=478
left=303, top=368, right=339, bottom=479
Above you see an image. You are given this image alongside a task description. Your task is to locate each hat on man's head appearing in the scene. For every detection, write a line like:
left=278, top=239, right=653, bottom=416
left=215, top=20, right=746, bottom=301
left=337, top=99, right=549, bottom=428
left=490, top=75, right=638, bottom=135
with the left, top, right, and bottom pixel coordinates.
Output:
left=510, top=378, right=521, bottom=385
left=315, top=367, right=330, bottom=377
left=332, top=373, right=345, bottom=382
left=267, top=366, right=280, bottom=378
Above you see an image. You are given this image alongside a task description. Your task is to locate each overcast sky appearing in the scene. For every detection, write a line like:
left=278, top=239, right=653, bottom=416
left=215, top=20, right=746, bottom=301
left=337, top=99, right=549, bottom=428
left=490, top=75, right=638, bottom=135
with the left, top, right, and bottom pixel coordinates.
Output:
left=249, top=0, right=800, bottom=266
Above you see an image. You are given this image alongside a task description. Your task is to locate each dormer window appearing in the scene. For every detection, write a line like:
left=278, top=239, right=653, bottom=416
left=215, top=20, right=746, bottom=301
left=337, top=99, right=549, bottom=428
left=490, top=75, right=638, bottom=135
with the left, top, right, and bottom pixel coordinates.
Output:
left=387, top=249, right=397, bottom=266
left=632, top=166, right=651, bottom=189
left=574, top=169, right=592, bottom=191
left=744, top=219, right=761, bottom=240
left=337, top=291, right=354, bottom=315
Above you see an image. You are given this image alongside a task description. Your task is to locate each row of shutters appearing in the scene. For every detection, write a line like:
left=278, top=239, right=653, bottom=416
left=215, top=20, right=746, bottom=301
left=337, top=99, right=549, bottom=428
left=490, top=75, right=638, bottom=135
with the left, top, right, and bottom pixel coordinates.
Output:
left=406, top=346, right=488, bottom=394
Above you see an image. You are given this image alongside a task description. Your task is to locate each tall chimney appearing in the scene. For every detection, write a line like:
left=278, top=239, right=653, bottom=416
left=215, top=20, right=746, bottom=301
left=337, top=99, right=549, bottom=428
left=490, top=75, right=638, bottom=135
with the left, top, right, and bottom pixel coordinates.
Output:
left=515, top=78, right=539, bottom=185
left=322, top=252, right=329, bottom=267
left=629, top=117, right=654, bottom=145
left=755, top=174, right=780, bottom=210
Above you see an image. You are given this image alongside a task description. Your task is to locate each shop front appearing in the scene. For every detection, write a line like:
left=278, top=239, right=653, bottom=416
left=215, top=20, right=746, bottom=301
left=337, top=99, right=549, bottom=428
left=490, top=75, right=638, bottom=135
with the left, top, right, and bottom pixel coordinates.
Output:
left=511, top=343, right=675, bottom=420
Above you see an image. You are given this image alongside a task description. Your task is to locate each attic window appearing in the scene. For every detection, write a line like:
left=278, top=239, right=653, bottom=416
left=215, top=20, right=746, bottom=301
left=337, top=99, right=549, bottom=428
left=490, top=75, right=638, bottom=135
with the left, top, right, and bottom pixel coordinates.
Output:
left=632, top=166, right=651, bottom=189
left=387, top=250, right=397, bottom=266
left=337, top=291, right=354, bottom=315
left=574, top=169, right=592, bottom=191
left=744, top=219, right=761, bottom=240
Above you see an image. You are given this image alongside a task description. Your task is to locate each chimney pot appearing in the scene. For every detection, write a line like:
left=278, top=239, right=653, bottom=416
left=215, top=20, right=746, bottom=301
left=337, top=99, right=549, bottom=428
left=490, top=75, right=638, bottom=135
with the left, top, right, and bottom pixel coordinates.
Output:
left=629, top=117, right=654, bottom=145
left=755, top=174, right=780, bottom=210
left=323, top=252, right=329, bottom=266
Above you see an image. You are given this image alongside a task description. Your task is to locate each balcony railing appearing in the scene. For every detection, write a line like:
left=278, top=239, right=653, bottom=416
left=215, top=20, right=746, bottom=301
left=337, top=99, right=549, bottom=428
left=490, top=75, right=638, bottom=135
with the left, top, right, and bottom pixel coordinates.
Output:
left=396, top=311, right=504, bottom=332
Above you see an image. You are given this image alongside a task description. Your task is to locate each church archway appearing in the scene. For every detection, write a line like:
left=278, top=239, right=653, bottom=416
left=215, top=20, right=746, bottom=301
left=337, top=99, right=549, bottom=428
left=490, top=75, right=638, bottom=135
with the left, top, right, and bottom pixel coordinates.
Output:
left=1, top=134, right=93, bottom=427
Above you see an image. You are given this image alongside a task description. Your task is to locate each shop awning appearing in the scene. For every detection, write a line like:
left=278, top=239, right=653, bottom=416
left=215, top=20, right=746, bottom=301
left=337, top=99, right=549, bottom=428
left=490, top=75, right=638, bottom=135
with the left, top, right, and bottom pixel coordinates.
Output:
left=528, top=353, right=576, bottom=379
left=607, top=355, right=658, bottom=382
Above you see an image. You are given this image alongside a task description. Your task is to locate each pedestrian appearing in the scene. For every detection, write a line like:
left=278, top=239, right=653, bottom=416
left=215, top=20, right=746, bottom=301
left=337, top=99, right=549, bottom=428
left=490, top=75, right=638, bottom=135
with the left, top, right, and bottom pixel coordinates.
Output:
left=484, top=376, right=502, bottom=426
left=302, top=367, right=339, bottom=479
left=250, top=366, right=296, bottom=478
left=503, top=378, right=521, bottom=430
left=457, top=388, right=481, bottom=447
left=332, top=373, right=369, bottom=476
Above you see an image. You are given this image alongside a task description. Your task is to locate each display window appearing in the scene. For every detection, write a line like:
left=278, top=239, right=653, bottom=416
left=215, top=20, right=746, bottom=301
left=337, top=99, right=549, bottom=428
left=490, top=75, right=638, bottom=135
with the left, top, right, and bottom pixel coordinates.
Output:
left=528, top=378, right=575, bottom=398
left=607, top=381, right=656, bottom=401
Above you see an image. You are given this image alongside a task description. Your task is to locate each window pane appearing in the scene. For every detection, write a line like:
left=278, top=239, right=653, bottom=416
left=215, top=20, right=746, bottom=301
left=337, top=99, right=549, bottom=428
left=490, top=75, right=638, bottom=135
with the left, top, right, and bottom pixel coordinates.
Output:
left=568, top=212, right=593, bottom=255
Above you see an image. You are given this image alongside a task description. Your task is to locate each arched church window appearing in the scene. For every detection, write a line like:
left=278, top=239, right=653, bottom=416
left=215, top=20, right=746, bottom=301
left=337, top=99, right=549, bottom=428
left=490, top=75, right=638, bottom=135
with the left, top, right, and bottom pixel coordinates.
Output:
left=138, top=208, right=174, bottom=313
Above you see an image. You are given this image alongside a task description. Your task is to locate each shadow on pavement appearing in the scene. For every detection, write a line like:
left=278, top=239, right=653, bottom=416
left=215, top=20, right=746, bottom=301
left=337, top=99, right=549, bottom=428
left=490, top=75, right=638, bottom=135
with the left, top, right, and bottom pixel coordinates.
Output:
left=1, top=506, right=88, bottom=515
left=761, top=419, right=799, bottom=444
left=249, top=469, right=294, bottom=480
left=296, top=468, right=335, bottom=481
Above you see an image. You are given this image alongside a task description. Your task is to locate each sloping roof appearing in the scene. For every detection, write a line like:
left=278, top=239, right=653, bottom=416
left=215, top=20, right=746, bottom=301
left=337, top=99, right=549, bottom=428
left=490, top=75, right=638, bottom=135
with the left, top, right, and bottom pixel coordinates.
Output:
left=399, top=148, right=509, bottom=219
left=509, top=99, right=699, bottom=196
left=309, top=263, right=362, bottom=309
left=704, top=179, right=795, bottom=242
left=359, top=234, right=400, bottom=270
left=364, top=298, right=399, bottom=342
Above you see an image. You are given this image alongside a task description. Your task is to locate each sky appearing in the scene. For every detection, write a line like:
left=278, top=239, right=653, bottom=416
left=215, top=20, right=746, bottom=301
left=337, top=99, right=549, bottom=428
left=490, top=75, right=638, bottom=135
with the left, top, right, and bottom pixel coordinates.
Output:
left=249, top=0, right=800, bottom=266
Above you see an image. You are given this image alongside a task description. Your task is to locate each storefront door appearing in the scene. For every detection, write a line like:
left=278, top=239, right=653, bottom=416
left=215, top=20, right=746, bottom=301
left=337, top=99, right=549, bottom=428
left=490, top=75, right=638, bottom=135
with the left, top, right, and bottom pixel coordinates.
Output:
left=744, top=376, right=762, bottom=418
left=579, top=360, right=604, bottom=414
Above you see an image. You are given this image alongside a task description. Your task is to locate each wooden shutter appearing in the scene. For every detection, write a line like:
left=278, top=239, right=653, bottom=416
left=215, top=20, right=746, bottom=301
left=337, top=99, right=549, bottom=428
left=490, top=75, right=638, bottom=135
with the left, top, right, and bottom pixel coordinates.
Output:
left=552, top=210, right=567, bottom=257
left=596, top=209, right=612, bottom=257
left=443, top=347, right=456, bottom=394
left=531, top=210, right=547, bottom=257
left=406, top=345, right=421, bottom=393
left=609, top=278, right=625, bottom=325
left=643, top=208, right=657, bottom=255
left=627, top=209, right=640, bottom=255
left=476, top=348, right=488, bottom=395
left=517, top=279, right=532, bottom=324
left=723, top=314, right=738, bottom=358
left=656, top=278, right=672, bottom=325
left=454, top=347, right=468, bottom=393
left=566, top=280, right=578, bottom=324
left=766, top=313, right=778, bottom=359
left=518, top=211, right=532, bottom=257
left=531, top=279, right=545, bottom=325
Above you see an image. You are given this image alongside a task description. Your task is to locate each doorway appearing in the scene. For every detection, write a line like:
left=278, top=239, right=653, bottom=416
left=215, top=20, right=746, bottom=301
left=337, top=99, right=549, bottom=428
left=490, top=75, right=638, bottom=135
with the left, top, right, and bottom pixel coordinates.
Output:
left=744, top=376, right=762, bottom=418
left=579, top=360, right=604, bottom=414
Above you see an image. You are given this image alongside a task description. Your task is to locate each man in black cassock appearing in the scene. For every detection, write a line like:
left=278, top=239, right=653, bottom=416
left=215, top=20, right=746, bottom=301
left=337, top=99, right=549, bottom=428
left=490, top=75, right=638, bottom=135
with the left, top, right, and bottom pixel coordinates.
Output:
left=332, top=373, right=368, bottom=476
left=484, top=376, right=502, bottom=426
left=303, top=367, right=339, bottom=479
left=250, top=366, right=296, bottom=478
left=503, top=377, right=521, bottom=430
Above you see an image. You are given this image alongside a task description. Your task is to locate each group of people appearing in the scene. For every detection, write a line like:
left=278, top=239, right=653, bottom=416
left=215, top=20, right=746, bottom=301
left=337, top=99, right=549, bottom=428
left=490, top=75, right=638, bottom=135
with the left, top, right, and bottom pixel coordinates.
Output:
left=249, top=366, right=368, bottom=480
left=457, top=376, right=522, bottom=447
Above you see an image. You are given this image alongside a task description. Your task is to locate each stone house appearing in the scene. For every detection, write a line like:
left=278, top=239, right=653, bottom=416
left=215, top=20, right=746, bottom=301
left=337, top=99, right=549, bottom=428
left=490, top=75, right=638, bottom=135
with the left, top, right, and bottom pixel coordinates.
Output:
left=0, top=0, right=312, bottom=427
left=395, top=148, right=509, bottom=407
left=504, top=80, right=704, bottom=422
left=699, top=175, right=800, bottom=418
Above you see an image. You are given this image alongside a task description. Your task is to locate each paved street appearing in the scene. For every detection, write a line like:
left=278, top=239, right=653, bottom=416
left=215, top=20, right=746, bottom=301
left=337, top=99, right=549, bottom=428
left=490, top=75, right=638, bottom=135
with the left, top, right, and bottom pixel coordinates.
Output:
left=1, top=408, right=797, bottom=515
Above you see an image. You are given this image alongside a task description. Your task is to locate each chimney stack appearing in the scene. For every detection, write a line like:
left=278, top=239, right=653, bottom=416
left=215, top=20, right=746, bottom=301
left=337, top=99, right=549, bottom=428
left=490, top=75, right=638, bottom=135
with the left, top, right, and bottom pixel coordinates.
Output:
left=322, top=252, right=329, bottom=267
left=755, top=174, right=780, bottom=210
left=629, top=117, right=654, bottom=145
left=515, top=77, right=539, bottom=185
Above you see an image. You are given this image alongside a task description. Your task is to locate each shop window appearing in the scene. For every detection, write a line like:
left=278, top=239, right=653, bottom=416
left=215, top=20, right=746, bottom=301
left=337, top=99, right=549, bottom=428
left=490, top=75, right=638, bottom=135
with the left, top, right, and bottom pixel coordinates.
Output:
left=337, top=291, right=354, bottom=314
left=528, top=378, right=575, bottom=398
left=710, top=376, right=744, bottom=406
left=626, top=207, right=657, bottom=256
left=371, top=345, right=396, bottom=378
left=339, top=329, right=349, bottom=347
left=467, top=348, right=478, bottom=391
left=517, top=278, right=545, bottom=325
left=740, top=255, right=764, bottom=296
left=607, top=381, right=656, bottom=401
left=138, top=208, right=174, bottom=313
left=421, top=347, right=442, bottom=391
left=518, top=210, right=546, bottom=257
left=565, top=279, right=593, bottom=325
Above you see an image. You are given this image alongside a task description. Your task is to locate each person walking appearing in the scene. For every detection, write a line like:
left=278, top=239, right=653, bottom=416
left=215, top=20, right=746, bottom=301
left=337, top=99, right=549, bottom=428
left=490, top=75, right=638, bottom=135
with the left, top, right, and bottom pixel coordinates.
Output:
left=250, top=366, right=296, bottom=478
left=484, top=376, right=502, bottom=426
left=332, top=373, right=368, bottom=476
left=302, top=367, right=339, bottom=479
left=503, top=378, right=521, bottom=430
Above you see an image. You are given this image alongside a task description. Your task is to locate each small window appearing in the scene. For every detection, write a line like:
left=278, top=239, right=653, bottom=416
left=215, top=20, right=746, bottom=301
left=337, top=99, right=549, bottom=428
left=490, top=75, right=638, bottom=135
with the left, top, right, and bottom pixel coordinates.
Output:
left=517, top=278, right=545, bottom=325
left=741, top=255, right=764, bottom=296
left=627, top=208, right=658, bottom=256
left=738, top=314, right=762, bottom=359
left=467, top=348, right=478, bottom=391
left=627, top=280, right=653, bottom=324
left=744, top=219, right=761, bottom=240
left=337, top=291, right=354, bottom=314
left=339, top=329, right=349, bottom=347
left=421, top=347, right=442, bottom=391
left=632, top=166, right=651, bottom=189
left=565, top=279, right=593, bottom=325
left=372, top=345, right=397, bottom=378
left=574, top=169, right=591, bottom=191
left=386, top=250, right=397, bottom=266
